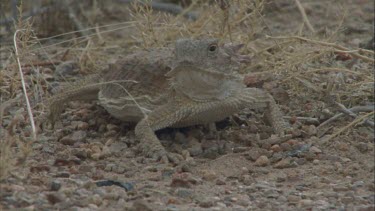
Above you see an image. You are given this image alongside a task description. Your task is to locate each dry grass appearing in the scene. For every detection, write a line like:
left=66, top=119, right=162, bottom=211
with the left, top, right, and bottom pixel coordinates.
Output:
left=0, top=0, right=374, bottom=180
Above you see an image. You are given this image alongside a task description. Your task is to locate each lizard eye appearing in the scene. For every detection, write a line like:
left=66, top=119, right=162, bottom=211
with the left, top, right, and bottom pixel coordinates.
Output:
left=208, top=44, right=217, bottom=52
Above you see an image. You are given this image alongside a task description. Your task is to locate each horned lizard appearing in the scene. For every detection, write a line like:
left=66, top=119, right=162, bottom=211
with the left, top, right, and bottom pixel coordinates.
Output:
left=48, top=38, right=290, bottom=163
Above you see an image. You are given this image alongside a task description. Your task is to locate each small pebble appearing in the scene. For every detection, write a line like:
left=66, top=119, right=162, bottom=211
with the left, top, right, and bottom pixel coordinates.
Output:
left=216, top=178, right=226, bottom=185
left=274, top=158, right=297, bottom=169
left=46, top=192, right=65, bottom=204
left=131, top=200, right=153, bottom=211
left=309, top=146, right=322, bottom=154
left=287, top=195, right=301, bottom=204
left=255, top=155, right=269, bottom=167
left=313, top=159, right=320, bottom=165
left=50, top=180, right=62, bottom=191
left=270, top=144, right=282, bottom=152
left=298, top=199, right=313, bottom=208
left=201, top=170, right=217, bottom=181
left=199, top=200, right=214, bottom=208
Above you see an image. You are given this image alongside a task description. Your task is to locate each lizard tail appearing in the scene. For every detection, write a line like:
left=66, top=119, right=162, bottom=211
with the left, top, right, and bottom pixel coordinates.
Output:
left=47, top=74, right=101, bottom=126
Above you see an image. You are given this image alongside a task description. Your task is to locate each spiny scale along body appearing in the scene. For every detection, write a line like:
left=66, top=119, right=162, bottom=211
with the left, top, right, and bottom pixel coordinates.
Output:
left=48, top=38, right=290, bottom=163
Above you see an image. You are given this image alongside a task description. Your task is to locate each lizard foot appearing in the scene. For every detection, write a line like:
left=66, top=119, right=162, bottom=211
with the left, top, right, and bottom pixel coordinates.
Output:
left=140, top=143, right=183, bottom=164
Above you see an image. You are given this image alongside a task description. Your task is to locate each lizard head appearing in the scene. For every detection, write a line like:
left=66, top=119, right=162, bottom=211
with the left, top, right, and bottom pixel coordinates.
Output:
left=173, top=38, right=250, bottom=74
left=166, top=38, right=249, bottom=101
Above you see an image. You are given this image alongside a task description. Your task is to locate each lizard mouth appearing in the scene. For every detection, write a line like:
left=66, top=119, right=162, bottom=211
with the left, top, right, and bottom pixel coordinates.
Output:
left=224, top=43, right=251, bottom=64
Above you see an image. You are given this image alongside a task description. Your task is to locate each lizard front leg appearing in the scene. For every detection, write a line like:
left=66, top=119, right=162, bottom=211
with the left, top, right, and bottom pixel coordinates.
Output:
left=134, top=101, right=190, bottom=163
left=264, top=94, right=290, bottom=135
left=240, top=88, right=290, bottom=135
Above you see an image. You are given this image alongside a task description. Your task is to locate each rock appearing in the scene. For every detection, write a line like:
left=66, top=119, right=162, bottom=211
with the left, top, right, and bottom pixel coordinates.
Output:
left=276, top=173, right=287, bottom=182
left=55, top=172, right=70, bottom=178
left=59, top=136, right=75, bottom=146
left=104, top=164, right=116, bottom=172
left=336, top=142, right=349, bottom=151
left=199, top=199, right=214, bottom=208
left=216, top=178, right=226, bottom=185
left=341, top=196, right=353, bottom=204
left=274, top=158, right=297, bottom=169
left=355, top=142, right=369, bottom=153
left=264, top=189, right=280, bottom=198
left=51, top=180, right=62, bottom=191
left=280, top=143, right=292, bottom=151
left=303, top=151, right=316, bottom=161
left=240, top=174, right=254, bottom=186
left=130, top=199, right=153, bottom=211
left=333, top=185, right=349, bottom=192
left=79, top=164, right=94, bottom=173
left=170, top=173, right=201, bottom=188
left=352, top=180, right=365, bottom=189
left=356, top=205, right=375, bottom=211
left=309, top=146, right=322, bottom=154
left=188, top=142, right=203, bottom=157
left=201, top=170, right=217, bottom=181
left=60, top=131, right=87, bottom=145
left=46, top=192, right=65, bottom=204
left=312, top=159, right=320, bottom=165
left=108, top=141, right=128, bottom=156
left=55, top=61, right=78, bottom=77
left=181, top=150, right=191, bottom=160
left=287, top=195, right=301, bottom=204
left=174, top=132, right=188, bottom=144
left=270, top=144, right=282, bottom=152
left=161, top=167, right=175, bottom=179
left=175, top=188, right=193, bottom=198
left=255, top=155, right=269, bottom=166
left=245, top=148, right=270, bottom=161
left=296, top=158, right=306, bottom=165
left=145, top=166, right=158, bottom=172
left=71, top=121, right=89, bottom=130
left=71, top=148, right=88, bottom=159
left=114, top=166, right=126, bottom=174
left=71, top=130, right=87, bottom=142
left=298, top=199, right=313, bottom=208
left=106, top=124, right=119, bottom=131
left=233, top=146, right=250, bottom=153
left=302, top=125, right=317, bottom=136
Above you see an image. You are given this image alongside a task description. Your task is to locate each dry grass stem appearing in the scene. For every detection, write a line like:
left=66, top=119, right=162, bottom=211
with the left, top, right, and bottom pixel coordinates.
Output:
left=13, top=29, right=37, bottom=141
left=325, top=111, right=374, bottom=142
left=268, top=35, right=375, bottom=63
left=294, top=0, right=315, bottom=33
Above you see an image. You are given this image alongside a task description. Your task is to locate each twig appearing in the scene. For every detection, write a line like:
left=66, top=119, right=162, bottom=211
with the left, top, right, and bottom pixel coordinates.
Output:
left=294, top=0, right=315, bottom=33
left=283, top=116, right=320, bottom=125
left=267, top=35, right=375, bottom=63
left=13, top=29, right=37, bottom=141
left=117, top=0, right=198, bottom=20
left=334, top=102, right=374, bottom=127
left=324, top=111, right=374, bottom=142
left=6, top=61, right=61, bottom=70
left=317, top=105, right=374, bottom=130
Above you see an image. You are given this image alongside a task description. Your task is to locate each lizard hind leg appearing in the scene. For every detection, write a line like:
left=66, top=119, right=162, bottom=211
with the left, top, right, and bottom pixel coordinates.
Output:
left=47, top=76, right=101, bottom=127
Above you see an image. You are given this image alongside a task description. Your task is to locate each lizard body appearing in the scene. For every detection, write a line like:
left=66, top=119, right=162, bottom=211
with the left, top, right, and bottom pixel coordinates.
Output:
left=48, top=38, right=289, bottom=162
